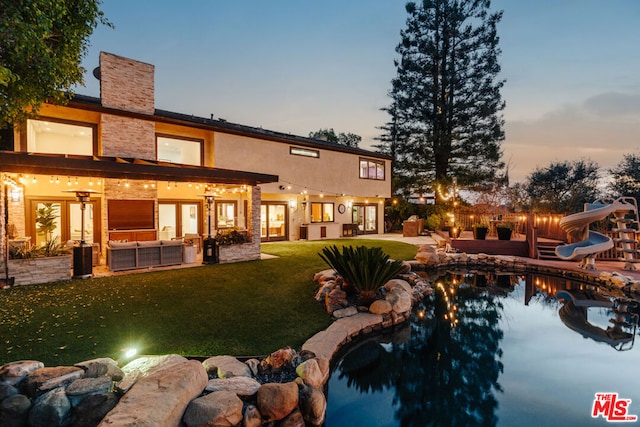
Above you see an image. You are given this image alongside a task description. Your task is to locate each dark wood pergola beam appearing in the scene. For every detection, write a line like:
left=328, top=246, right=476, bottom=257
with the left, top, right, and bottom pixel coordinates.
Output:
left=0, top=151, right=278, bottom=186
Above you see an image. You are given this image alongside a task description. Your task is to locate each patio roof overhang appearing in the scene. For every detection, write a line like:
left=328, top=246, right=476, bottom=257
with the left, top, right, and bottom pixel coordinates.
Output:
left=0, top=151, right=278, bottom=186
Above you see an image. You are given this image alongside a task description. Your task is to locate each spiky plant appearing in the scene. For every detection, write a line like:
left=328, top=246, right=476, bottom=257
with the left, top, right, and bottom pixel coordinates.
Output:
left=319, top=245, right=405, bottom=304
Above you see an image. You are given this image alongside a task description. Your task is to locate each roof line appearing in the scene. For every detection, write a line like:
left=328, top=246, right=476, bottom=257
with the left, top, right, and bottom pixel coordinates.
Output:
left=68, top=94, right=393, bottom=160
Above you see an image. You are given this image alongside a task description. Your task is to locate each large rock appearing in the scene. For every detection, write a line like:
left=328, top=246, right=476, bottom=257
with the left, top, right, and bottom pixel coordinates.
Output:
left=0, top=382, right=19, bottom=400
left=243, top=404, right=262, bottom=427
left=0, top=394, right=32, bottom=427
left=66, top=392, right=119, bottom=427
left=99, top=359, right=207, bottom=427
left=75, top=357, right=124, bottom=380
left=205, top=376, right=261, bottom=397
left=295, top=359, right=324, bottom=388
left=299, top=384, right=327, bottom=426
left=279, top=408, right=305, bottom=427
left=21, top=366, right=84, bottom=397
left=257, top=381, right=299, bottom=422
left=332, top=305, right=358, bottom=319
left=386, top=288, right=412, bottom=314
left=203, top=355, right=252, bottom=378
left=263, top=347, right=297, bottom=371
left=66, top=376, right=112, bottom=406
left=0, top=360, right=44, bottom=386
left=28, top=387, right=71, bottom=427
left=384, top=279, right=412, bottom=294
left=369, top=299, right=392, bottom=315
left=313, top=269, right=337, bottom=282
left=182, top=390, right=243, bottom=427
left=117, top=354, right=188, bottom=393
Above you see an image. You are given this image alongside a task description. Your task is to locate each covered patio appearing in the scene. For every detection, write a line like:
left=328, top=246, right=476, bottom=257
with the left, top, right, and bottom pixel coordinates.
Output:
left=1, top=151, right=278, bottom=284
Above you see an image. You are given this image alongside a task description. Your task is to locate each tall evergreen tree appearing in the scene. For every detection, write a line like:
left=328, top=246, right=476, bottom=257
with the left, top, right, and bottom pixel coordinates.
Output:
left=380, top=0, right=505, bottom=199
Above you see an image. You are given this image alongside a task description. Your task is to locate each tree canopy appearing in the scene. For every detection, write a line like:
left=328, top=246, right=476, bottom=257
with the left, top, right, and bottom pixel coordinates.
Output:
left=379, top=0, right=505, bottom=200
left=524, top=159, right=600, bottom=214
left=609, top=152, right=640, bottom=201
left=0, top=0, right=111, bottom=128
left=308, top=128, right=361, bottom=148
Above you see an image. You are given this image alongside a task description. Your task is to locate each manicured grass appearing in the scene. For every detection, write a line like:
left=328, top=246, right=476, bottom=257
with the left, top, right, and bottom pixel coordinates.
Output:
left=0, top=239, right=417, bottom=366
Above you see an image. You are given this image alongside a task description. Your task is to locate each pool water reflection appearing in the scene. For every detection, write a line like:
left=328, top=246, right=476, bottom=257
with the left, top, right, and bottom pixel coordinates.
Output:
left=325, top=272, right=640, bottom=427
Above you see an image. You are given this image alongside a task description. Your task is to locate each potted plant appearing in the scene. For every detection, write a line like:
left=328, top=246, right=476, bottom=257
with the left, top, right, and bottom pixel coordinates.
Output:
left=496, top=222, right=513, bottom=240
left=472, top=222, right=489, bottom=240
left=319, top=245, right=405, bottom=306
left=448, top=224, right=463, bottom=239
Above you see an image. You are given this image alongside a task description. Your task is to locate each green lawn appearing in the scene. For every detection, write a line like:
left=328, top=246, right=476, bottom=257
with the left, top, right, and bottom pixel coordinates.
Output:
left=0, top=239, right=417, bottom=366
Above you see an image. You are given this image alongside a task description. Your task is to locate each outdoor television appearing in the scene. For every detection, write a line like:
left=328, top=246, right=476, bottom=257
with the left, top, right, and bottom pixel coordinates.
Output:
left=108, top=199, right=155, bottom=230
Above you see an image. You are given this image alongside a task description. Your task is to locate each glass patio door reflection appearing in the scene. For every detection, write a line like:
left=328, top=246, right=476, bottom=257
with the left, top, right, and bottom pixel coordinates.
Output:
left=352, top=204, right=378, bottom=234
left=159, top=202, right=200, bottom=240
left=261, top=203, right=287, bottom=241
left=69, top=202, right=94, bottom=244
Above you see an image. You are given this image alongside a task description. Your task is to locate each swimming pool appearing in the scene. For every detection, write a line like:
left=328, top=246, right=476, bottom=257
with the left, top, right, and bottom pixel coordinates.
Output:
left=325, top=272, right=640, bottom=427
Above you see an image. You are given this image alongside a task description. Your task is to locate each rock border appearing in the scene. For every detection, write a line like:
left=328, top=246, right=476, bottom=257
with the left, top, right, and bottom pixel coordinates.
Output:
left=2, top=251, right=639, bottom=426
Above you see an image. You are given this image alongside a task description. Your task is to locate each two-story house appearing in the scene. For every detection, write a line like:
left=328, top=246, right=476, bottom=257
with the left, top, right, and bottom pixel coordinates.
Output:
left=0, top=52, right=391, bottom=275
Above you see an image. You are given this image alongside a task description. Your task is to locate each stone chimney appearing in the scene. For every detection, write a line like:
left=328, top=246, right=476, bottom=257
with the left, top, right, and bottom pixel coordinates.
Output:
left=96, top=52, right=156, bottom=159
left=98, top=52, right=155, bottom=114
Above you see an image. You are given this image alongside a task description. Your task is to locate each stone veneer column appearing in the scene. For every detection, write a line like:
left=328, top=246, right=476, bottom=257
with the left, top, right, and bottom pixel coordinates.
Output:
left=7, top=193, right=26, bottom=237
left=250, top=186, right=261, bottom=249
left=0, top=178, right=5, bottom=275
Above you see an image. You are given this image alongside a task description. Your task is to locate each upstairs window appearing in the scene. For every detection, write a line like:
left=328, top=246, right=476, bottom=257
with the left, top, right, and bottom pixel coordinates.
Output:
left=157, top=134, right=202, bottom=166
left=27, top=119, right=95, bottom=155
left=359, top=158, right=385, bottom=180
left=290, top=146, right=319, bottom=158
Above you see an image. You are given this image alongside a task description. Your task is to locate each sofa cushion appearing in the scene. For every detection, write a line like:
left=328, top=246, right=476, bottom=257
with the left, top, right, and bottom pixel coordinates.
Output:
left=109, top=241, right=137, bottom=248
left=137, top=240, right=161, bottom=247
left=161, top=240, right=183, bottom=246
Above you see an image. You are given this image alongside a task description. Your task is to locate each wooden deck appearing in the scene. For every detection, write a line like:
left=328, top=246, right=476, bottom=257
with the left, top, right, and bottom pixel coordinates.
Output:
left=448, top=230, right=529, bottom=257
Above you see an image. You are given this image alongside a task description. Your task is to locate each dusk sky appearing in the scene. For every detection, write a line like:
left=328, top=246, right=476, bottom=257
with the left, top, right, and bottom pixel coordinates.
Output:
left=77, top=0, right=640, bottom=183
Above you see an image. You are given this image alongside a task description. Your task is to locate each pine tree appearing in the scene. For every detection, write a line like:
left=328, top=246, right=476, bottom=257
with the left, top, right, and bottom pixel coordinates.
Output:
left=380, top=0, right=505, bottom=200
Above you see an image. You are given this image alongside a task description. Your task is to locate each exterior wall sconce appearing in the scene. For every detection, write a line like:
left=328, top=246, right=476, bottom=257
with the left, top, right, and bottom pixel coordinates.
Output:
left=10, top=188, right=21, bottom=202
left=347, top=200, right=353, bottom=209
left=289, top=200, right=297, bottom=209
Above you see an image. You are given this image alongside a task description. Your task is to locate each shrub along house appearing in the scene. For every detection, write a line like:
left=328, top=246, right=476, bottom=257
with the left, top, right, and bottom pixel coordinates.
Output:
left=0, top=52, right=391, bottom=282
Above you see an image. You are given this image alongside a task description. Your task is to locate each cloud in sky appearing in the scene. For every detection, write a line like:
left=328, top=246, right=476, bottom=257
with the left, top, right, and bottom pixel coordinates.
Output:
left=504, top=92, right=640, bottom=182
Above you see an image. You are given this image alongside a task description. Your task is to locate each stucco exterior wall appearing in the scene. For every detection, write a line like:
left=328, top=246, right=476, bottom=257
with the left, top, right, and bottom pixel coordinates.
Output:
left=213, top=133, right=391, bottom=199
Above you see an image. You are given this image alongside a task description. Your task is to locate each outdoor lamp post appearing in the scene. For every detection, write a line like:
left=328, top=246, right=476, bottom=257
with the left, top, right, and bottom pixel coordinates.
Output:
left=200, top=193, right=217, bottom=264
left=63, top=189, right=99, bottom=279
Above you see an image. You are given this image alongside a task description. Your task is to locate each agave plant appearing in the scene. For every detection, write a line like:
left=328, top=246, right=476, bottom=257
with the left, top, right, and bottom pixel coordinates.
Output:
left=319, top=245, right=405, bottom=304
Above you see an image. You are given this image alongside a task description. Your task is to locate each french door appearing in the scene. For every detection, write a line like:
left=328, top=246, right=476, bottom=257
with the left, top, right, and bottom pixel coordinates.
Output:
left=27, top=199, right=100, bottom=246
left=352, top=204, right=378, bottom=234
left=261, top=203, right=287, bottom=242
left=158, top=202, right=201, bottom=240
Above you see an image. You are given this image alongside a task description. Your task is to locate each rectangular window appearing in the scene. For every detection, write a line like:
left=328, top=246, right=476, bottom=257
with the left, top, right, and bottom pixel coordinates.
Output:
left=311, top=202, right=334, bottom=223
left=359, top=158, right=385, bottom=180
left=216, top=201, right=237, bottom=229
left=290, top=146, right=319, bottom=158
left=27, top=119, right=95, bottom=155
left=157, top=135, right=203, bottom=166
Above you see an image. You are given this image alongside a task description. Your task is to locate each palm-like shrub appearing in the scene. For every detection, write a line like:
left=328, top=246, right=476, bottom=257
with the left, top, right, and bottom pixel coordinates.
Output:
left=319, top=245, right=405, bottom=304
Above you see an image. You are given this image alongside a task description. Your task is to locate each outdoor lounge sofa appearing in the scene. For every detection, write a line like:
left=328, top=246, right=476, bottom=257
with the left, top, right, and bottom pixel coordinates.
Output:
left=107, top=239, right=184, bottom=271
